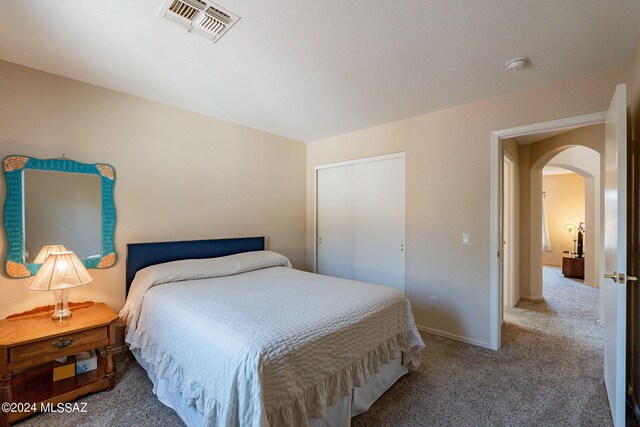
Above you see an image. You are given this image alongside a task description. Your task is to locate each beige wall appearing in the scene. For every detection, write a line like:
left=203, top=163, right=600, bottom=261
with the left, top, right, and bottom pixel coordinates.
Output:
left=307, top=66, right=626, bottom=347
left=0, top=60, right=307, bottom=319
left=528, top=126, right=605, bottom=167
left=542, top=173, right=585, bottom=266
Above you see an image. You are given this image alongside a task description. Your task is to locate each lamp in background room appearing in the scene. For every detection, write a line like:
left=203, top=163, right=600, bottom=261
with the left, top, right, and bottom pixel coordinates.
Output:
left=577, top=222, right=585, bottom=258
left=565, top=224, right=577, bottom=255
left=33, top=244, right=68, bottom=263
left=29, top=251, right=93, bottom=320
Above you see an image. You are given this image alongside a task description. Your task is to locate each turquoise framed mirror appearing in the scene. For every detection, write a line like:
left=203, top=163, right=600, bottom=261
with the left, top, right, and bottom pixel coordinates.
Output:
left=3, top=155, right=117, bottom=278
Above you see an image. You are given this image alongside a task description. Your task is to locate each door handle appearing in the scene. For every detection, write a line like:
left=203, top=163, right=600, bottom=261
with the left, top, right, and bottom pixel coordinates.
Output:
left=604, top=272, right=618, bottom=283
left=617, top=273, right=639, bottom=284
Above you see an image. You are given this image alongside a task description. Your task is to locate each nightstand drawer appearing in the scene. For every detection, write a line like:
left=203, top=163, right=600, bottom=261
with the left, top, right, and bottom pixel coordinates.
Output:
left=9, top=328, right=108, bottom=364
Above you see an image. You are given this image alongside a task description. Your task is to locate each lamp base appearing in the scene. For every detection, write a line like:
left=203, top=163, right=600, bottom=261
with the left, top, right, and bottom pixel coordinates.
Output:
left=52, top=288, right=72, bottom=320
left=52, top=308, right=72, bottom=319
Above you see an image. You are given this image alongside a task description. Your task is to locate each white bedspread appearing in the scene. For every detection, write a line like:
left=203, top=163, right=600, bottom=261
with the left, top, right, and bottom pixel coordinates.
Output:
left=121, top=251, right=424, bottom=427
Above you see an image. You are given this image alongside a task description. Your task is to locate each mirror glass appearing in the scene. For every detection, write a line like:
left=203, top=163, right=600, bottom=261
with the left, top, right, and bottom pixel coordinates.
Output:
left=24, top=170, right=102, bottom=262
left=3, top=155, right=117, bottom=278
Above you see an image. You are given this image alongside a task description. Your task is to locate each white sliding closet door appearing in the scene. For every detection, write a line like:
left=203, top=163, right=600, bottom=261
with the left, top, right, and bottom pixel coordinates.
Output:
left=317, top=154, right=405, bottom=292
left=317, top=165, right=355, bottom=280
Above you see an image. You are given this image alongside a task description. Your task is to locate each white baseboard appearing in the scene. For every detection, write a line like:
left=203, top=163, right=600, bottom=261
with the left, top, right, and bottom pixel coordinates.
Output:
left=505, top=297, right=522, bottom=308
left=416, top=324, right=492, bottom=349
left=520, top=295, right=544, bottom=301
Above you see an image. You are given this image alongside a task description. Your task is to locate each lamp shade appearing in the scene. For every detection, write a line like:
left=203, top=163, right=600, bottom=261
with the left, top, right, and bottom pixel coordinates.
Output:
left=33, top=245, right=69, bottom=264
left=29, top=251, right=93, bottom=291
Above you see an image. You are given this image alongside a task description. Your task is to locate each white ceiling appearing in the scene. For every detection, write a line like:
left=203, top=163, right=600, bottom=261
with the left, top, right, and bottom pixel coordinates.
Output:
left=1, top=1, right=640, bottom=142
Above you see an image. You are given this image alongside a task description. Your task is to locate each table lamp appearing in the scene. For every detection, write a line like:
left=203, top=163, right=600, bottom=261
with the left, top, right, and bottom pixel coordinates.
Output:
left=565, top=224, right=577, bottom=255
left=29, top=251, right=93, bottom=319
left=33, top=244, right=68, bottom=263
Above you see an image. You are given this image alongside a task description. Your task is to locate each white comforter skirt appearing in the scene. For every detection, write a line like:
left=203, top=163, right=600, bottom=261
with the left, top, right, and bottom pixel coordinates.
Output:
left=132, top=348, right=408, bottom=427
left=121, top=251, right=424, bottom=427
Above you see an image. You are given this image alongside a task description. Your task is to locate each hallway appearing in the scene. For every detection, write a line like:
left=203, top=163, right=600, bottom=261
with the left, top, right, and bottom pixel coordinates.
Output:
left=501, top=265, right=611, bottom=425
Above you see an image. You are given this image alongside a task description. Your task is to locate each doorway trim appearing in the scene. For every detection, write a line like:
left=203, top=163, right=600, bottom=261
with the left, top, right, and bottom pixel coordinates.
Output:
left=489, top=111, right=606, bottom=350
left=503, top=153, right=516, bottom=310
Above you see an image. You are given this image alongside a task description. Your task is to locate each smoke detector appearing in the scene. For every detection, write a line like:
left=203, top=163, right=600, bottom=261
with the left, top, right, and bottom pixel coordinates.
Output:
left=505, top=57, right=529, bottom=71
left=158, top=0, right=240, bottom=43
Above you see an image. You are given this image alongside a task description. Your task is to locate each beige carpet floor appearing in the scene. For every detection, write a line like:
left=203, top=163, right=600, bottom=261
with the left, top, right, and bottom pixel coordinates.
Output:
left=18, top=266, right=612, bottom=426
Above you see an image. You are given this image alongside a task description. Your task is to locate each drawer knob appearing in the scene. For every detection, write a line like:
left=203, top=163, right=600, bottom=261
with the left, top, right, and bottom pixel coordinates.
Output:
left=52, top=337, right=74, bottom=349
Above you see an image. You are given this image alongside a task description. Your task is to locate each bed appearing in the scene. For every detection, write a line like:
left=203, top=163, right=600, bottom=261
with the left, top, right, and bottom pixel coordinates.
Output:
left=120, top=237, right=424, bottom=427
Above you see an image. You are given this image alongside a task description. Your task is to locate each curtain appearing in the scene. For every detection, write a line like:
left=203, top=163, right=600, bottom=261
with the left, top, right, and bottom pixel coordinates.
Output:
left=542, top=192, right=552, bottom=252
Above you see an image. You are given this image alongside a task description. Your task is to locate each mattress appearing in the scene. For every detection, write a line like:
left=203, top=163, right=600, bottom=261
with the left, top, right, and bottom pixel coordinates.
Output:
left=121, top=251, right=424, bottom=427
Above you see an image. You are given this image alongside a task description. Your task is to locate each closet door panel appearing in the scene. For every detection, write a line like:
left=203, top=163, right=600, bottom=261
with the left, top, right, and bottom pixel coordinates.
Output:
left=316, top=165, right=355, bottom=279
left=353, top=157, right=405, bottom=291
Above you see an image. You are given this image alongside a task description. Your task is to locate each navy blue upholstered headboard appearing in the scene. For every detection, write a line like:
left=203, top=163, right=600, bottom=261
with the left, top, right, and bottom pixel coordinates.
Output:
left=125, top=237, right=265, bottom=295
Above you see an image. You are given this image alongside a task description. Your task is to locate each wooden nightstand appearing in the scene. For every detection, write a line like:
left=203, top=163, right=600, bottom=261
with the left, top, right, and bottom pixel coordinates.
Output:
left=0, top=302, right=118, bottom=426
left=562, top=256, right=585, bottom=279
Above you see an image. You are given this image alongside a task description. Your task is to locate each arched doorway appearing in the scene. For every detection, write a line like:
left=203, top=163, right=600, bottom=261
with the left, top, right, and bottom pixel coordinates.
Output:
left=525, top=143, right=602, bottom=320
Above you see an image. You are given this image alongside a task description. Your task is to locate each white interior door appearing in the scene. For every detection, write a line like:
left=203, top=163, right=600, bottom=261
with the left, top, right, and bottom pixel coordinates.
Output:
left=603, top=83, right=628, bottom=427
left=317, top=165, right=355, bottom=279
left=503, top=155, right=515, bottom=308
left=353, top=157, right=405, bottom=290
left=316, top=154, right=405, bottom=291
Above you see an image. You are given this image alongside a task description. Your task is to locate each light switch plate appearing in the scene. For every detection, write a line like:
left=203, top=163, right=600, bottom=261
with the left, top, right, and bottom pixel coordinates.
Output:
left=462, top=233, right=470, bottom=246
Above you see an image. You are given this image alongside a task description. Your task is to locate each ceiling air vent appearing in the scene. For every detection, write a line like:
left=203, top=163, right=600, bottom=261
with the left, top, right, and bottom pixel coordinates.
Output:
left=200, top=7, right=231, bottom=34
left=158, top=0, right=240, bottom=43
left=168, top=0, right=204, bottom=20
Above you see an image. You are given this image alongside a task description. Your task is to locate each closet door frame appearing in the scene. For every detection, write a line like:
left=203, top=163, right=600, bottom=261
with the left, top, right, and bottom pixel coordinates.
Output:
left=313, top=152, right=405, bottom=273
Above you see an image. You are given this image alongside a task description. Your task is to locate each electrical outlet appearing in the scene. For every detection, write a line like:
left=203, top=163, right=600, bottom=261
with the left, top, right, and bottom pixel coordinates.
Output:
left=462, top=233, right=470, bottom=246
left=430, top=296, right=438, bottom=309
